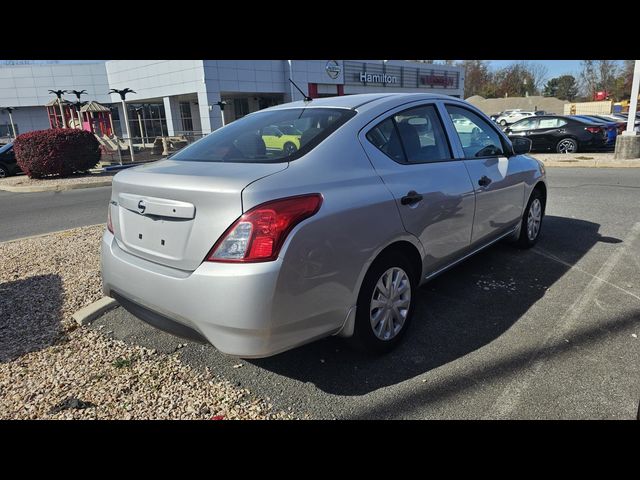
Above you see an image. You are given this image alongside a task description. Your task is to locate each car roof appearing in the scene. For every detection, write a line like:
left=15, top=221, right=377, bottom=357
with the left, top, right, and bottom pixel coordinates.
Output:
left=260, top=93, right=462, bottom=113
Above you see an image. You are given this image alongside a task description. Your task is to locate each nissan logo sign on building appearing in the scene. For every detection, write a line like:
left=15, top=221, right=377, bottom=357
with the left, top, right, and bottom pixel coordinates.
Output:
left=325, top=60, right=341, bottom=79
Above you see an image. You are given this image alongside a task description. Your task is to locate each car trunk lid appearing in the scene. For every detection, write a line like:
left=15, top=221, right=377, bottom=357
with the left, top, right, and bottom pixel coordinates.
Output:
left=110, top=159, right=288, bottom=271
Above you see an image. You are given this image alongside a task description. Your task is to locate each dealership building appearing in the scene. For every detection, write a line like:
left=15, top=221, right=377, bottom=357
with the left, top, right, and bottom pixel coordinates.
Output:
left=0, top=60, right=464, bottom=140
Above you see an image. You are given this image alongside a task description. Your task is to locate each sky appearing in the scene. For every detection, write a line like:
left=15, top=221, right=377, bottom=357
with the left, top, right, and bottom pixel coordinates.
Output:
left=488, top=60, right=586, bottom=79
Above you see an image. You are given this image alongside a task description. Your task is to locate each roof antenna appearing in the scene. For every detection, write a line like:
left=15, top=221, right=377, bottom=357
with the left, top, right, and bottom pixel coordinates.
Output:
left=289, top=79, right=312, bottom=102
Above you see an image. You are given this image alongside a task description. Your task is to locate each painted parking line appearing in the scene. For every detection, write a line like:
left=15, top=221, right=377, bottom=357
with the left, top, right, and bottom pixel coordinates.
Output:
left=492, top=222, right=640, bottom=418
left=532, top=247, right=640, bottom=303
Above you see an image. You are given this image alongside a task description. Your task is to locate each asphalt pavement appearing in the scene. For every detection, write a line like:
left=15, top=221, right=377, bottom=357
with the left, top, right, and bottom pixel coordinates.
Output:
left=0, top=186, right=111, bottom=242
left=29, top=168, right=640, bottom=418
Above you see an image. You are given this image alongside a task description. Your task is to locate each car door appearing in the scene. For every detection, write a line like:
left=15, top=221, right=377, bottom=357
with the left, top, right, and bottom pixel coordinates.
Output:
left=531, top=117, right=567, bottom=150
left=358, top=102, right=476, bottom=274
left=507, top=117, right=541, bottom=148
left=505, top=117, right=541, bottom=150
left=443, top=103, right=525, bottom=246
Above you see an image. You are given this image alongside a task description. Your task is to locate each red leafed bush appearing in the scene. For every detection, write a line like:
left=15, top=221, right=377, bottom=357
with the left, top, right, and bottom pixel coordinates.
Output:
left=13, top=129, right=101, bottom=178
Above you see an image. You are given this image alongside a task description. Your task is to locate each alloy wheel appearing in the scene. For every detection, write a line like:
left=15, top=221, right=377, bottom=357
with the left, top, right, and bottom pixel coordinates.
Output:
left=557, top=139, right=577, bottom=153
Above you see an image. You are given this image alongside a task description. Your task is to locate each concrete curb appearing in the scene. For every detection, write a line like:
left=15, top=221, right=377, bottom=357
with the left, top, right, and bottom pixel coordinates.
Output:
left=0, top=223, right=105, bottom=245
left=0, top=180, right=112, bottom=193
left=542, top=160, right=640, bottom=168
left=72, top=296, right=119, bottom=326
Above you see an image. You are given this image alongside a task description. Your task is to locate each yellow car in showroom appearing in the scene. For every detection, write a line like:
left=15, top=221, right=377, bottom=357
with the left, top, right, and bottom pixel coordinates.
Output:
left=261, top=124, right=301, bottom=155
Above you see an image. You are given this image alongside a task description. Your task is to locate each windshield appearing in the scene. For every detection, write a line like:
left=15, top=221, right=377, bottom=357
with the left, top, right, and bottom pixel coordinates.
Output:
left=171, top=107, right=355, bottom=163
left=0, top=143, right=12, bottom=154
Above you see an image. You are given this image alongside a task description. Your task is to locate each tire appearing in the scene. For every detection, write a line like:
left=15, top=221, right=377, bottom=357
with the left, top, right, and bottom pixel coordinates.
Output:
left=500, top=120, right=508, bottom=126
left=349, top=251, right=417, bottom=354
left=516, top=189, right=544, bottom=248
left=0, top=163, right=10, bottom=179
left=556, top=137, right=578, bottom=154
left=283, top=142, right=297, bottom=155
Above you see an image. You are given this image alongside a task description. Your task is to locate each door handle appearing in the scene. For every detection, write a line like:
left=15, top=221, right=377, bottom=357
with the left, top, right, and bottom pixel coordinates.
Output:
left=478, top=175, right=492, bottom=187
left=401, top=190, right=423, bottom=206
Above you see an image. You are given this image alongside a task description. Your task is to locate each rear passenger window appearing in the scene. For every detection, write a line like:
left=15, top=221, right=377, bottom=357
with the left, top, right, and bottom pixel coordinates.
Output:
left=446, top=105, right=506, bottom=158
left=366, top=104, right=452, bottom=164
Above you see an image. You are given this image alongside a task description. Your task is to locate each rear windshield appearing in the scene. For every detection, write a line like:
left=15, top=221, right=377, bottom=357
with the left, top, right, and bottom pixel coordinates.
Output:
left=171, top=107, right=355, bottom=163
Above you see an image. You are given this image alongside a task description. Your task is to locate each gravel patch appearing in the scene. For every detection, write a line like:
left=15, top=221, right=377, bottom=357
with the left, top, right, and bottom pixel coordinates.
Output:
left=0, top=225, right=292, bottom=419
left=0, top=171, right=114, bottom=188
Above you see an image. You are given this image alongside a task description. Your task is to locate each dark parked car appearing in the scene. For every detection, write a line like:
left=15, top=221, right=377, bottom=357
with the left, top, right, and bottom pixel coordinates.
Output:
left=0, top=142, right=21, bottom=178
left=504, top=115, right=610, bottom=153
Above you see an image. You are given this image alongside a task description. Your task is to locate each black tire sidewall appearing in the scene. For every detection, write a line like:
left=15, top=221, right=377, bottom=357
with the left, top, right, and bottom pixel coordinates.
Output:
left=517, top=189, right=544, bottom=248
left=0, top=164, right=9, bottom=178
left=284, top=142, right=297, bottom=154
left=351, top=251, right=417, bottom=354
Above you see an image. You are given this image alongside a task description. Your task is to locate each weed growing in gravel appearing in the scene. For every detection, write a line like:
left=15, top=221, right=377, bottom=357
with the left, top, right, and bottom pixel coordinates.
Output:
left=112, top=357, right=132, bottom=369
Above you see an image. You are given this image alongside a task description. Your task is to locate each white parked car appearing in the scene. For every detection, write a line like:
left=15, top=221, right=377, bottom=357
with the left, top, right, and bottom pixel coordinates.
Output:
left=496, top=111, right=536, bottom=127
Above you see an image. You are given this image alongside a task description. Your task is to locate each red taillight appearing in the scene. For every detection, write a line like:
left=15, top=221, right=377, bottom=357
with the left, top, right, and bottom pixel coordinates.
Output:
left=107, top=204, right=114, bottom=234
left=585, top=126, right=602, bottom=134
left=207, top=194, right=323, bottom=263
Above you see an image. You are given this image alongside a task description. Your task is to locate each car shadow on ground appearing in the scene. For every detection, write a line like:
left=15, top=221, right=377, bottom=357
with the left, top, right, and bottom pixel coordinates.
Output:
left=0, top=274, right=64, bottom=363
left=248, top=215, right=621, bottom=395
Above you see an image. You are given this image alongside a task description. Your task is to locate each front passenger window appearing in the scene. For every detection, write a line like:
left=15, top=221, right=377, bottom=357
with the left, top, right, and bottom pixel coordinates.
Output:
left=446, top=105, right=506, bottom=158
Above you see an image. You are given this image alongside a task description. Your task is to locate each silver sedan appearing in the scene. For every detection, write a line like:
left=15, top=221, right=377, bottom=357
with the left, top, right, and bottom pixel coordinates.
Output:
left=101, top=93, right=546, bottom=357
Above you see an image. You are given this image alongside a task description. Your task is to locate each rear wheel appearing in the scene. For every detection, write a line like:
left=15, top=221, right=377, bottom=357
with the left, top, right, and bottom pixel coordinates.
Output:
left=350, top=251, right=416, bottom=354
left=500, top=120, right=508, bottom=126
left=556, top=137, right=578, bottom=154
left=0, top=163, right=10, bottom=178
left=283, top=142, right=297, bottom=155
left=516, top=189, right=544, bottom=248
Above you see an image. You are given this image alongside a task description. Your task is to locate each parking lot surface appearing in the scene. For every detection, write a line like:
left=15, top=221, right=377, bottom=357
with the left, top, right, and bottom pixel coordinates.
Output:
left=94, top=167, right=640, bottom=419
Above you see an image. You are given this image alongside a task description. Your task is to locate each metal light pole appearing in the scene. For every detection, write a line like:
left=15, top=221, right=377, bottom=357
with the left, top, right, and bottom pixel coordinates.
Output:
left=135, top=107, right=147, bottom=145
left=216, top=101, right=227, bottom=127
left=110, top=88, right=136, bottom=162
left=48, top=90, right=69, bottom=128
left=287, top=60, right=295, bottom=101
left=624, top=60, right=640, bottom=136
left=4, top=107, right=17, bottom=138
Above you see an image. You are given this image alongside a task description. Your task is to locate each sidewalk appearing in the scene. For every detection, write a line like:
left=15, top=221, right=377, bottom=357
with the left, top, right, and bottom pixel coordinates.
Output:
left=531, top=152, right=640, bottom=168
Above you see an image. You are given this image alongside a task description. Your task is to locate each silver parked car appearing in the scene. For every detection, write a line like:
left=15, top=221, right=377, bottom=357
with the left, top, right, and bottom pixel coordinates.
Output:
left=101, top=93, right=546, bottom=358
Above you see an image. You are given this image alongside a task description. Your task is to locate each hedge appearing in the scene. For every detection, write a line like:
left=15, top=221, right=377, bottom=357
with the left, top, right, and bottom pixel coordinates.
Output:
left=13, top=129, right=101, bottom=178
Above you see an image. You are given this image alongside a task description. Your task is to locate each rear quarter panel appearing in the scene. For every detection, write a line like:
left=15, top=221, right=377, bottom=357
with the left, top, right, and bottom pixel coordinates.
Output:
left=241, top=127, right=421, bottom=335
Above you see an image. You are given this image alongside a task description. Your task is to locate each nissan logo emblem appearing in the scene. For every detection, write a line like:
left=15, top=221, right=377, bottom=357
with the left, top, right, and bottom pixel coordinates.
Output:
left=325, top=60, right=341, bottom=80
left=138, top=200, right=146, bottom=214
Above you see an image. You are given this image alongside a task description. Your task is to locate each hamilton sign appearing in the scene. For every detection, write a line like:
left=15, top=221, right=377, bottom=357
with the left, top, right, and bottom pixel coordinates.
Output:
left=359, top=72, right=398, bottom=84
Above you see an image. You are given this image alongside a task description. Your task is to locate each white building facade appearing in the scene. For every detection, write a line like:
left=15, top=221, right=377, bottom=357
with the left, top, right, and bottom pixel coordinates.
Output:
left=1, top=60, right=464, bottom=139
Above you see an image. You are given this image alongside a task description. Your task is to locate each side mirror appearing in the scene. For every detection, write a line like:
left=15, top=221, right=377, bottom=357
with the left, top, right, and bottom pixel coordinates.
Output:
left=276, top=132, right=283, bottom=138
left=511, top=137, right=532, bottom=155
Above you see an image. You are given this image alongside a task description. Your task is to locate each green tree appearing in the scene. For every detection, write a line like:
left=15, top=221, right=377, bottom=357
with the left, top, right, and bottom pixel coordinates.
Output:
left=543, top=77, right=559, bottom=97
left=556, top=75, right=578, bottom=101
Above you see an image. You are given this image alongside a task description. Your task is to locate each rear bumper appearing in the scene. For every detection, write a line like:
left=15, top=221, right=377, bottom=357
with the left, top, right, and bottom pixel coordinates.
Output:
left=101, top=230, right=335, bottom=357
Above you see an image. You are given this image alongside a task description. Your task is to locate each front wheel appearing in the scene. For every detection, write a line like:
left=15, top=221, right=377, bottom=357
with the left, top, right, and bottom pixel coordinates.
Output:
left=349, top=251, right=416, bottom=354
left=0, top=163, right=10, bottom=178
left=516, top=189, right=544, bottom=248
left=500, top=119, right=508, bottom=126
left=556, top=137, right=578, bottom=154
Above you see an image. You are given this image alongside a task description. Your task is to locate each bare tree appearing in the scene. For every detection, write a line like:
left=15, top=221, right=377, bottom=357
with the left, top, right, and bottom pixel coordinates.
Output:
left=597, top=60, right=619, bottom=97
left=459, top=60, right=493, bottom=98
left=523, top=62, right=549, bottom=94
left=579, top=60, right=599, bottom=99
